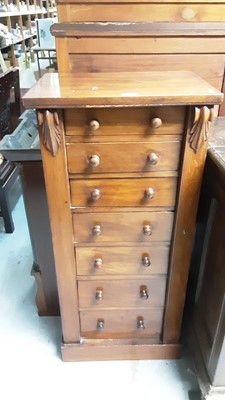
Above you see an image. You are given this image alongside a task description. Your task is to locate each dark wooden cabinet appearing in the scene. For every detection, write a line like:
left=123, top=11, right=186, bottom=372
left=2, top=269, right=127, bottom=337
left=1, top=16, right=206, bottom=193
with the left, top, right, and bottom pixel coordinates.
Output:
left=186, top=118, right=225, bottom=398
left=21, top=161, right=59, bottom=316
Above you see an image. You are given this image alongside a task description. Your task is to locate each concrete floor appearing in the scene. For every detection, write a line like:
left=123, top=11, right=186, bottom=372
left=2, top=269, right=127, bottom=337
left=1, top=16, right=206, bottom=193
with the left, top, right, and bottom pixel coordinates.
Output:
left=0, top=178, right=202, bottom=400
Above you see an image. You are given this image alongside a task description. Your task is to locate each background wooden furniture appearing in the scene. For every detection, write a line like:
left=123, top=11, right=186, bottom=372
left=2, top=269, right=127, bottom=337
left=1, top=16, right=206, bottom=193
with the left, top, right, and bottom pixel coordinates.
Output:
left=51, top=22, right=225, bottom=115
left=0, top=159, right=20, bottom=232
left=22, top=159, right=59, bottom=315
left=0, top=104, right=59, bottom=313
left=186, top=117, right=225, bottom=399
left=0, top=0, right=57, bottom=69
left=23, top=71, right=223, bottom=361
left=0, top=67, right=20, bottom=138
left=57, top=0, right=225, bottom=23
left=0, top=67, right=20, bottom=232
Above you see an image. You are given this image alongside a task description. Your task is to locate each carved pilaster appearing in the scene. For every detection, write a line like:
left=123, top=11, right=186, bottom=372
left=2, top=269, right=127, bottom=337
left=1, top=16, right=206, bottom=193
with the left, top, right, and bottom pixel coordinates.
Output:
left=37, top=110, right=61, bottom=156
left=189, top=106, right=214, bottom=153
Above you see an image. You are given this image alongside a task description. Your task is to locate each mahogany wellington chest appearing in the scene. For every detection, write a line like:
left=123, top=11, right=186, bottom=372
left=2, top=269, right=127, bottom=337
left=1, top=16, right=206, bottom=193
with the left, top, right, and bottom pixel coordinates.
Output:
left=23, top=71, right=223, bottom=361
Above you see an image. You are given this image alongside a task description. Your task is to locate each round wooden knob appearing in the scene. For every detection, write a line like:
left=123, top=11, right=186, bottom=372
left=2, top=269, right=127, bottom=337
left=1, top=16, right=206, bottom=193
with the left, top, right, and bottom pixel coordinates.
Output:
left=142, top=255, right=151, bottom=267
left=147, top=153, right=159, bottom=165
left=144, top=188, right=154, bottom=199
left=94, top=258, right=102, bottom=269
left=181, top=7, right=195, bottom=20
left=89, top=120, right=100, bottom=131
left=95, top=289, right=103, bottom=301
left=96, top=319, right=104, bottom=330
left=140, top=287, right=149, bottom=300
left=90, top=188, right=101, bottom=201
left=150, top=117, right=162, bottom=129
left=92, top=225, right=101, bottom=236
left=88, top=154, right=100, bottom=167
left=143, top=224, right=152, bottom=236
left=137, top=318, right=145, bottom=330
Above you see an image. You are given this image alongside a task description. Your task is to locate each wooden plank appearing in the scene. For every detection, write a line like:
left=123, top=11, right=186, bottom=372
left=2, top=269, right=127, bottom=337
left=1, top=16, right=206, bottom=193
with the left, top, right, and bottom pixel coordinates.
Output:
left=62, top=341, right=181, bottom=361
left=67, top=37, right=225, bottom=54
left=37, top=110, right=80, bottom=343
left=66, top=134, right=182, bottom=143
left=68, top=54, right=225, bottom=91
left=56, top=4, right=225, bottom=22
left=163, top=106, right=213, bottom=344
left=57, top=0, right=225, bottom=3
left=51, top=22, right=225, bottom=37
left=55, top=37, right=70, bottom=73
left=22, top=71, right=223, bottom=109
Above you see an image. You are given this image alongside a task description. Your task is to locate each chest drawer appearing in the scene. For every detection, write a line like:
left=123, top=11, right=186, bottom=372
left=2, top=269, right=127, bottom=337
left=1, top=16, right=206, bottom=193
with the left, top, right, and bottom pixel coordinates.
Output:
left=76, top=245, right=170, bottom=276
left=73, top=211, right=174, bottom=243
left=79, top=308, right=164, bottom=339
left=65, top=106, right=185, bottom=136
left=67, top=141, right=181, bottom=174
left=78, top=278, right=167, bottom=308
left=70, top=177, right=177, bottom=208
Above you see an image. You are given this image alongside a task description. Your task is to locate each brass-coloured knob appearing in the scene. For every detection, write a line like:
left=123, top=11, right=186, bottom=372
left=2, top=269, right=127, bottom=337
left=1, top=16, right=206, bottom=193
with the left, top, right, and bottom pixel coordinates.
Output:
left=150, top=117, right=162, bottom=129
left=96, top=319, right=104, bottom=330
left=147, top=153, right=159, bottom=165
left=143, top=224, right=152, bottom=236
left=92, top=225, right=101, bottom=236
left=89, top=120, right=100, bottom=131
left=140, top=287, right=149, bottom=300
left=137, top=318, right=145, bottom=330
left=88, top=154, right=100, bottom=168
left=144, top=188, right=154, bottom=199
left=95, top=289, right=103, bottom=301
left=142, top=255, right=151, bottom=267
left=90, top=188, right=101, bottom=201
left=94, top=258, right=102, bottom=269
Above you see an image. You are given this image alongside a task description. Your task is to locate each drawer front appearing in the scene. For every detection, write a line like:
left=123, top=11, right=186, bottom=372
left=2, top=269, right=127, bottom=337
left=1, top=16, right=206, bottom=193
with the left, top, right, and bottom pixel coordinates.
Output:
left=58, top=4, right=225, bottom=22
left=70, top=177, right=177, bottom=207
left=79, top=308, right=164, bottom=339
left=78, top=278, right=167, bottom=308
left=73, top=211, right=174, bottom=243
left=67, top=141, right=181, bottom=174
left=65, top=106, right=185, bottom=136
left=76, top=245, right=170, bottom=276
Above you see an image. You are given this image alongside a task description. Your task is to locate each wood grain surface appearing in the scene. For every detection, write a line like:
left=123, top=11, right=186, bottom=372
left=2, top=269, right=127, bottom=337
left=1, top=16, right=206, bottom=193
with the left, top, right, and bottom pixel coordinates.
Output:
left=78, top=277, right=167, bottom=308
left=22, top=71, right=223, bottom=109
left=57, top=4, right=225, bottom=22
left=73, top=211, right=174, bottom=243
left=76, top=245, right=170, bottom=275
left=79, top=308, right=164, bottom=339
left=70, top=177, right=177, bottom=207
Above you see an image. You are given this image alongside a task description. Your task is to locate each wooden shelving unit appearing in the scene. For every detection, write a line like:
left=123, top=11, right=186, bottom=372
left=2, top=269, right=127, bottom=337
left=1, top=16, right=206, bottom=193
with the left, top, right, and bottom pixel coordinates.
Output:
left=0, top=0, right=57, bottom=68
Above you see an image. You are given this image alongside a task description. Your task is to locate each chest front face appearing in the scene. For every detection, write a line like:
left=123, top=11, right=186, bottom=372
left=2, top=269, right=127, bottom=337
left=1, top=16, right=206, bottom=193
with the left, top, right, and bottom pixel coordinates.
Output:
left=64, top=105, right=183, bottom=344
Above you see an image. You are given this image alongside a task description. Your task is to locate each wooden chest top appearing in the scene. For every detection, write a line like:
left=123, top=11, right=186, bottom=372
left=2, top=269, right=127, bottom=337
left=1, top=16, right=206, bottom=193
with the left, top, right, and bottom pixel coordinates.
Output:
left=22, top=71, right=223, bottom=109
